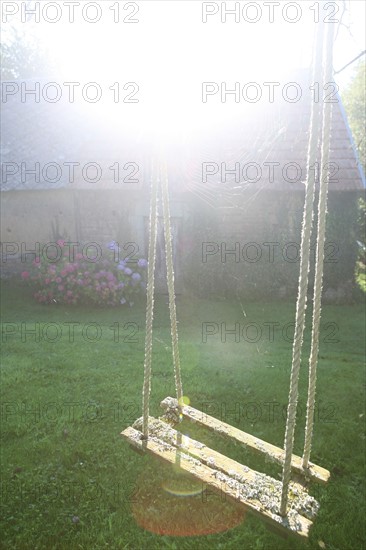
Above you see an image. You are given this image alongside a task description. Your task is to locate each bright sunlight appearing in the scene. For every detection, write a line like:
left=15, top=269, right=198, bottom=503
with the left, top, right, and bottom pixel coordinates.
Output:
left=13, top=1, right=319, bottom=144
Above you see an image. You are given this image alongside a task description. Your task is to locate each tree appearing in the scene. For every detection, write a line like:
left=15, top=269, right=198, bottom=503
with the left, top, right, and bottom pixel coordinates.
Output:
left=342, top=60, right=366, bottom=174
left=342, top=60, right=366, bottom=293
left=338, top=0, right=365, bottom=172
left=1, top=25, right=55, bottom=80
left=354, top=198, right=366, bottom=293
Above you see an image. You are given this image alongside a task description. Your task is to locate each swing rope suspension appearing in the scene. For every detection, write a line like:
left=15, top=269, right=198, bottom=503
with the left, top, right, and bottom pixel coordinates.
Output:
left=280, top=19, right=335, bottom=514
left=302, top=20, right=336, bottom=469
left=279, top=17, right=324, bottom=515
left=160, top=160, right=184, bottom=408
left=142, top=159, right=159, bottom=439
left=123, top=17, right=335, bottom=539
left=142, top=158, right=184, bottom=440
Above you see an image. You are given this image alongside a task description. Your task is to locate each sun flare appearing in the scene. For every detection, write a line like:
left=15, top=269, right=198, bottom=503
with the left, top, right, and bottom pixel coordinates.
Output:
left=20, top=1, right=317, bottom=143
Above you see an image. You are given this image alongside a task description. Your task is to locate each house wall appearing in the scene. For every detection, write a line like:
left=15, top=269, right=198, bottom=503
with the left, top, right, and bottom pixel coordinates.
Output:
left=1, top=189, right=363, bottom=302
left=183, top=190, right=363, bottom=302
left=0, top=189, right=188, bottom=292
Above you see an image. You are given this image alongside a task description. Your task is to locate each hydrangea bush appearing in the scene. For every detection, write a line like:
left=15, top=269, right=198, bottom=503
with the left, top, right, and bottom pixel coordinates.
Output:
left=21, top=240, right=147, bottom=306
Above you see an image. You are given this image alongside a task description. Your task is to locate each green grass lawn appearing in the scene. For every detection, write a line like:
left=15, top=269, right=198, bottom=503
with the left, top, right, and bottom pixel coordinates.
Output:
left=1, top=281, right=365, bottom=550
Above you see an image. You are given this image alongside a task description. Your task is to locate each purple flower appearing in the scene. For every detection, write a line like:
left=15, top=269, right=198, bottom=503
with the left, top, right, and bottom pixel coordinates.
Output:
left=132, top=272, right=141, bottom=282
left=120, top=297, right=127, bottom=305
left=107, top=241, right=120, bottom=252
left=124, top=267, right=132, bottom=276
left=138, top=258, right=148, bottom=269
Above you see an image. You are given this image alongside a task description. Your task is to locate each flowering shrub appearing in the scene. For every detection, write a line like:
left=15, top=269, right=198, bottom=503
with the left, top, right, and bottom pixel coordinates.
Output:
left=21, top=240, right=147, bottom=306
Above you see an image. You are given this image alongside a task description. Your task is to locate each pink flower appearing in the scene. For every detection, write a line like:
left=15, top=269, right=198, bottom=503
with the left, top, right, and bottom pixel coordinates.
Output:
left=57, top=239, right=65, bottom=247
left=55, top=277, right=61, bottom=283
left=45, top=278, right=50, bottom=284
left=58, top=285, right=64, bottom=291
left=21, top=271, right=30, bottom=279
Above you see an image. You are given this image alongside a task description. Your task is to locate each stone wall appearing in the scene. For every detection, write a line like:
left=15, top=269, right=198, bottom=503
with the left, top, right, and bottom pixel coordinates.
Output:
left=181, top=190, right=362, bottom=302
left=0, top=189, right=362, bottom=302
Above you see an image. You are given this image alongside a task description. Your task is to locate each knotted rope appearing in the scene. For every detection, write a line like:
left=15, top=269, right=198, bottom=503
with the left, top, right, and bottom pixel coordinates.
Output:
left=160, top=161, right=184, bottom=408
left=142, top=161, right=159, bottom=439
left=280, top=18, right=327, bottom=515
left=303, top=20, right=335, bottom=468
left=142, top=159, right=183, bottom=438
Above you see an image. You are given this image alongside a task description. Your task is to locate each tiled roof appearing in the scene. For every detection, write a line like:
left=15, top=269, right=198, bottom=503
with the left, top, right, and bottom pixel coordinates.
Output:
left=1, top=72, right=364, bottom=192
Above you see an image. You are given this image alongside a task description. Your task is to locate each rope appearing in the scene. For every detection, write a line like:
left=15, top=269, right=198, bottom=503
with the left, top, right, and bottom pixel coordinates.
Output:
left=280, top=19, right=325, bottom=516
left=160, top=160, right=184, bottom=407
left=141, top=158, right=184, bottom=439
left=142, top=160, right=159, bottom=439
left=303, top=21, right=335, bottom=468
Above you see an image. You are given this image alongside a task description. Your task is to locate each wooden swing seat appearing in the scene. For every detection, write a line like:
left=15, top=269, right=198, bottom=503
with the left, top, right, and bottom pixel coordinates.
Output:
left=121, top=397, right=330, bottom=540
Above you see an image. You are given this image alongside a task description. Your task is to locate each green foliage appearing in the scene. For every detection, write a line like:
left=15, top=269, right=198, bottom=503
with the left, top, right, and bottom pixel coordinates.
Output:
left=342, top=60, right=366, bottom=174
left=1, top=26, right=55, bottom=79
left=355, top=198, right=366, bottom=292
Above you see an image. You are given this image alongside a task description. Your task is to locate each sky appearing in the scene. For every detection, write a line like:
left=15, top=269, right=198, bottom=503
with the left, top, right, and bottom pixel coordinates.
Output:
left=332, top=0, right=366, bottom=88
left=2, top=0, right=365, bottom=139
left=4, top=1, right=363, bottom=81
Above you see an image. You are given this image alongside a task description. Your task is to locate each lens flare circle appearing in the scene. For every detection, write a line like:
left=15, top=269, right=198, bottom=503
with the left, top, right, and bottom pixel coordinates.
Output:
left=132, top=459, right=246, bottom=536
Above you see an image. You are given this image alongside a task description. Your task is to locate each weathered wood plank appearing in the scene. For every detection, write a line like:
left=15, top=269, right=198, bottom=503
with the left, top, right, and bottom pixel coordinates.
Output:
left=121, top=425, right=313, bottom=540
left=132, top=416, right=319, bottom=522
left=160, top=397, right=330, bottom=485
